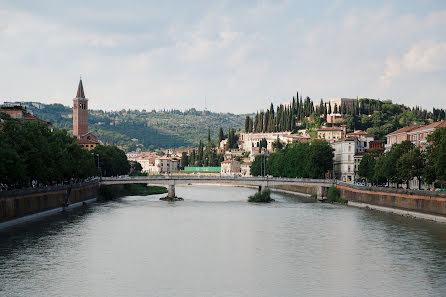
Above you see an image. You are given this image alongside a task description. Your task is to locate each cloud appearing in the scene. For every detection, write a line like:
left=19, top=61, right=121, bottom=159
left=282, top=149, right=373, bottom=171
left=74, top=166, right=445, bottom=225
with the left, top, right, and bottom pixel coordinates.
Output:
left=381, top=40, right=446, bottom=86
left=1, top=2, right=446, bottom=112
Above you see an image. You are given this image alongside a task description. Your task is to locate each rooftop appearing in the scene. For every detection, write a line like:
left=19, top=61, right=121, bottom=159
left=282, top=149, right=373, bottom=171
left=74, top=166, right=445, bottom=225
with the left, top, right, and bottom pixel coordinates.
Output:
left=387, top=125, right=421, bottom=136
left=411, top=120, right=446, bottom=133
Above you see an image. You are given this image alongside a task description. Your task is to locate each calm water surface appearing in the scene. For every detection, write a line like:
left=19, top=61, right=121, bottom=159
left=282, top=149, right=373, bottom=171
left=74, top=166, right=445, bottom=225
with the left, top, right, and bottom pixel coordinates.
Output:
left=1, top=186, right=445, bottom=297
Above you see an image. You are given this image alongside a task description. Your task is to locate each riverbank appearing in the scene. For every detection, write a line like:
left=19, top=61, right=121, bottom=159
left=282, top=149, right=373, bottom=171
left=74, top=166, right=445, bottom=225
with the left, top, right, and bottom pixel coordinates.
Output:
left=0, top=180, right=100, bottom=230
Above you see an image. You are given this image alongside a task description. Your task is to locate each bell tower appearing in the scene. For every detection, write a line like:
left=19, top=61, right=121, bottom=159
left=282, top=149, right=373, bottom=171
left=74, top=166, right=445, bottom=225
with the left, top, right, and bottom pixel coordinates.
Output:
left=73, top=78, right=88, bottom=137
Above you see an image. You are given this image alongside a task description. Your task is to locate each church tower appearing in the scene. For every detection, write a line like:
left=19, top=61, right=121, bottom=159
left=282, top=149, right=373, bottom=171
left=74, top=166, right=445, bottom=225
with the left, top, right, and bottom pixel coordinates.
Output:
left=73, top=78, right=88, bottom=137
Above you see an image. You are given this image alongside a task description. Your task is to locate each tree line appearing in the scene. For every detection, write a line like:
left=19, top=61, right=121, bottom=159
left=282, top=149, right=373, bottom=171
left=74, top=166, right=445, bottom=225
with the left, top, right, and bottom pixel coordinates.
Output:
left=250, top=140, right=334, bottom=179
left=180, top=127, right=239, bottom=168
left=0, top=114, right=131, bottom=189
left=358, top=128, right=446, bottom=189
left=244, top=92, right=446, bottom=141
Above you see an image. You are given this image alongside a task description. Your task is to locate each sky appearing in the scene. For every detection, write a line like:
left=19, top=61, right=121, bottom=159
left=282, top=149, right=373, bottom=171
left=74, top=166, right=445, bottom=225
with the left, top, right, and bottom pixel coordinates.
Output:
left=0, top=0, right=445, bottom=113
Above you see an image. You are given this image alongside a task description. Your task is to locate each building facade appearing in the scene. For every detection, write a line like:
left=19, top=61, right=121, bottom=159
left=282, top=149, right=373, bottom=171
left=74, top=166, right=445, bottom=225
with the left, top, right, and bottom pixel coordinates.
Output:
left=317, top=126, right=346, bottom=142
left=221, top=160, right=241, bottom=176
left=385, top=121, right=446, bottom=151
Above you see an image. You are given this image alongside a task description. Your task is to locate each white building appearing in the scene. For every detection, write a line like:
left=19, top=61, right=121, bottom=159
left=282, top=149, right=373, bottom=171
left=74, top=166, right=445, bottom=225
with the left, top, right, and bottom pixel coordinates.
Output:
left=240, top=163, right=252, bottom=177
left=332, top=132, right=375, bottom=182
left=221, top=160, right=241, bottom=176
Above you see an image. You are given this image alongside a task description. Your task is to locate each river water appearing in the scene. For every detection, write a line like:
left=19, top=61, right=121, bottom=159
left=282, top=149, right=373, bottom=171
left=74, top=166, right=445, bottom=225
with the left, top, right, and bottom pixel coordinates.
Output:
left=0, top=185, right=445, bottom=297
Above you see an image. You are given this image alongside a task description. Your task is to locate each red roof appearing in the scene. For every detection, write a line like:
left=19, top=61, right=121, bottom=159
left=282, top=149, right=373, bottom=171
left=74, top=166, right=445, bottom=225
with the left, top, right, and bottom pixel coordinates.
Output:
left=411, top=121, right=446, bottom=133
left=318, top=127, right=344, bottom=131
left=346, top=130, right=373, bottom=137
left=387, top=125, right=421, bottom=136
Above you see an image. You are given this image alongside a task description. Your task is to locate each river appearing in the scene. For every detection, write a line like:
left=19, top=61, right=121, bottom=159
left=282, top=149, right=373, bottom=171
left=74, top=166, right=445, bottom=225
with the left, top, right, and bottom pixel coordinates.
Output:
left=0, top=185, right=445, bottom=297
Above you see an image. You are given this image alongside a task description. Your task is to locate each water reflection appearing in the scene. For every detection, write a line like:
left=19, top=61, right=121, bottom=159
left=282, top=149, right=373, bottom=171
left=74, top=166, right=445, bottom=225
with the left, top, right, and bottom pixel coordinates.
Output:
left=0, top=186, right=445, bottom=297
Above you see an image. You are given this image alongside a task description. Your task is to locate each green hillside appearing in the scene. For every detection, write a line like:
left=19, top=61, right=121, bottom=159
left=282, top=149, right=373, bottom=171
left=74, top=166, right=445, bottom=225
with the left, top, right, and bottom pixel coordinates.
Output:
left=20, top=102, right=246, bottom=151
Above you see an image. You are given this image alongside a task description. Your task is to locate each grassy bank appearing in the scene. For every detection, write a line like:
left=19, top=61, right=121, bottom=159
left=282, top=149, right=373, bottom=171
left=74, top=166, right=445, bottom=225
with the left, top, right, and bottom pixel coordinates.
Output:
left=99, top=184, right=168, bottom=201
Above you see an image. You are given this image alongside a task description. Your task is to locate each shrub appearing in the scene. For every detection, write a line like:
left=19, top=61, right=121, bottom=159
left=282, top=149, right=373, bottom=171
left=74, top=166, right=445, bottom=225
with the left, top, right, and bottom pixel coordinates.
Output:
left=248, top=188, right=274, bottom=203
left=327, top=185, right=347, bottom=204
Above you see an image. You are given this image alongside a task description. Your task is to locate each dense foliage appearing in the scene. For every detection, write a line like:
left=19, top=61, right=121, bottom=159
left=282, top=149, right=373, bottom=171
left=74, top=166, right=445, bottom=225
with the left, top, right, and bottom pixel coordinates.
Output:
left=425, top=128, right=446, bottom=187
left=21, top=102, right=246, bottom=151
left=0, top=115, right=97, bottom=188
left=358, top=128, right=446, bottom=188
left=248, top=188, right=274, bottom=203
left=251, top=140, right=334, bottom=179
left=245, top=94, right=446, bottom=140
left=91, top=145, right=130, bottom=177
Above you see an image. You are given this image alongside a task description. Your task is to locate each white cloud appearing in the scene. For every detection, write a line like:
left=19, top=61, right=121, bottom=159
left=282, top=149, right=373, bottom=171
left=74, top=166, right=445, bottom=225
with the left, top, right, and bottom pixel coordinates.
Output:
left=381, top=40, right=446, bottom=86
left=1, top=2, right=446, bottom=112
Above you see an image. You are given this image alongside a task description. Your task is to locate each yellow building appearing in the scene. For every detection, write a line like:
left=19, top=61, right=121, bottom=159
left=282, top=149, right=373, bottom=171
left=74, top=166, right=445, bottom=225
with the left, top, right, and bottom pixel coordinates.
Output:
left=317, top=126, right=346, bottom=142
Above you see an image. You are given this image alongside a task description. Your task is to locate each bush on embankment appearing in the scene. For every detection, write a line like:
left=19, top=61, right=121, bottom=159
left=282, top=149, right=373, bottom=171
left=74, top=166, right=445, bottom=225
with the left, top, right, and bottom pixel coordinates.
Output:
left=327, top=185, right=348, bottom=204
left=248, top=188, right=275, bottom=203
left=98, top=184, right=168, bottom=201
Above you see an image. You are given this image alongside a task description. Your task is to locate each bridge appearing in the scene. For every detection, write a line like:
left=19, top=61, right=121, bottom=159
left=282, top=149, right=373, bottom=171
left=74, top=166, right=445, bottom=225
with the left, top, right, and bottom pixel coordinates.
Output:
left=100, top=176, right=335, bottom=199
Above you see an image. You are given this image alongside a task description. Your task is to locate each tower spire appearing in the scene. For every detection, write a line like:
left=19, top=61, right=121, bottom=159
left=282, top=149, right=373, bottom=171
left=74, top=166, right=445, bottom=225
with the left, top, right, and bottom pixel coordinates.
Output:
left=76, top=78, right=86, bottom=99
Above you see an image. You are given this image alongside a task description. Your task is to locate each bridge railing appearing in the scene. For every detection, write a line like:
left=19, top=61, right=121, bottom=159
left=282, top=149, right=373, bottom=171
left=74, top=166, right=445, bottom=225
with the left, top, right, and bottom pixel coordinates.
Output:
left=100, top=175, right=335, bottom=184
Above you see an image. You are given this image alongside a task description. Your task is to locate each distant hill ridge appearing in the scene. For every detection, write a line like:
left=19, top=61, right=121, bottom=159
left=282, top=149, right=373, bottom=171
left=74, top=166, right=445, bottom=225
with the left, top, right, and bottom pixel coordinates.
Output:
left=6, top=101, right=246, bottom=151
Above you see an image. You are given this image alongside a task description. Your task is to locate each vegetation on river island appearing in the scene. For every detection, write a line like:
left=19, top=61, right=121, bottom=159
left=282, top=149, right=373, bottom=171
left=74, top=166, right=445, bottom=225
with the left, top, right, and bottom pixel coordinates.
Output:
left=248, top=188, right=274, bottom=203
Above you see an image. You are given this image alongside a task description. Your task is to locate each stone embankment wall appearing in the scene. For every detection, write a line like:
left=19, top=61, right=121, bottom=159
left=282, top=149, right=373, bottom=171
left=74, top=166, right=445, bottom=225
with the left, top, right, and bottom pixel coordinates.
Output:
left=0, top=180, right=99, bottom=224
left=337, top=182, right=446, bottom=217
left=270, top=184, right=318, bottom=196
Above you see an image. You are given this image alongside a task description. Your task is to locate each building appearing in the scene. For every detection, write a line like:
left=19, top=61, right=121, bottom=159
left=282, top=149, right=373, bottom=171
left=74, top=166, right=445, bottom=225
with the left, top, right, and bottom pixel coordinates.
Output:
left=220, top=160, right=241, bottom=176
left=385, top=125, right=420, bottom=151
left=354, top=152, right=366, bottom=181
left=332, top=132, right=375, bottom=182
left=385, top=121, right=446, bottom=151
left=329, top=98, right=357, bottom=112
left=240, top=163, right=252, bottom=177
left=317, top=126, right=346, bottom=142
left=224, top=149, right=244, bottom=160
left=238, top=132, right=309, bottom=152
left=73, top=79, right=88, bottom=137
left=369, top=140, right=384, bottom=149
left=0, top=104, right=53, bottom=129
left=407, top=121, right=446, bottom=150
left=72, top=79, right=101, bottom=150
left=326, top=113, right=344, bottom=124
left=346, top=130, right=374, bottom=153
left=332, top=138, right=355, bottom=182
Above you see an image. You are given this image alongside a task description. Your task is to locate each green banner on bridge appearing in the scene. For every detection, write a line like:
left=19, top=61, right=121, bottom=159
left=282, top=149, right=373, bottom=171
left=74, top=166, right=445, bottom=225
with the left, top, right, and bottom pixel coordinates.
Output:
left=184, top=166, right=221, bottom=172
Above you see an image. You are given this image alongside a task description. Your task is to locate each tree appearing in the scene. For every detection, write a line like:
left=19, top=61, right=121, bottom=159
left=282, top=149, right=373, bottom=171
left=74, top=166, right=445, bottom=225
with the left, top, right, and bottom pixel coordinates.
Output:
left=180, top=152, right=189, bottom=169
left=397, top=147, right=425, bottom=189
left=250, top=155, right=265, bottom=176
left=92, top=145, right=130, bottom=177
left=218, top=127, right=225, bottom=144
left=425, top=127, right=446, bottom=187
left=358, top=148, right=383, bottom=184
left=271, top=136, right=283, bottom=152
left=197, top=140, right=204, bottom=166
left=259, top=138, right=268, bottom=149
left=245, top=116, right=251, bottom=133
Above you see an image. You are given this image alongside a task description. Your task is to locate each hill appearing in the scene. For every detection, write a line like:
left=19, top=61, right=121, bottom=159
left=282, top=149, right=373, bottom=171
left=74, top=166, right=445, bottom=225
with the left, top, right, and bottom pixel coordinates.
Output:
left=13, top=102, right=246, bottom=151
